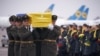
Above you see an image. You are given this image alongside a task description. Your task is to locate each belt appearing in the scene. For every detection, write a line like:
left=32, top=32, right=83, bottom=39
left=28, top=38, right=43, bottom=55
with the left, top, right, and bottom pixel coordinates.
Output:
left=21, top=41, right=33, bottom=44
left=15, top=41, right=20, bottom=43
left=44, top=39, right=56, bottom=42
left=34, top=39, right=56, bottom=42
left=9, top=40, right=15, bottom=42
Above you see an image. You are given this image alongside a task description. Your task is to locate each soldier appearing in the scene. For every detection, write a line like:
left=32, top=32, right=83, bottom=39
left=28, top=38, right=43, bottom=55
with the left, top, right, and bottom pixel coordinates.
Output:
left=22, top=14, right=32, bottom=30
left=67, top=25, right=73, bottom=56
left=13, top=16, right=23, bottom=56
left=6, top=15, right=16, bottom=56
left=82, top=24, right=92, bottom=56
left=56, top=35, right=68, bottom=56
left=95, top=24, right=100, bottom=56
left=77, top=26, right=84, bottom=56
left=41, top=15, right=61, bottom=56
left=32, top=15, right=60, bottom=56
left=69, top=25, right=79, bottom=56
left=90, top=25, right=98, bottom=56
left=18, top=14, right=35, bottom=56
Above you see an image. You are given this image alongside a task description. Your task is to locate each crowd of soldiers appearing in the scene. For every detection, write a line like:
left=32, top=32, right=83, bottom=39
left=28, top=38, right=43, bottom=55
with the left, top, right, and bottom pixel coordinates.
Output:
left=6, top=13, right=100, bottom=56
left=57, top=23, right=100, bottom=56
left=6, top=14, right=61, bottom=56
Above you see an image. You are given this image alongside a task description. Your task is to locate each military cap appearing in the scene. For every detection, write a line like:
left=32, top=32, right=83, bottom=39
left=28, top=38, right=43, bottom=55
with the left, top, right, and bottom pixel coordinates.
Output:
left=16, top=14, right=26, bottom=17
left=16, top=16, right=23, bottom=22
left=9, top=15, right=16, bottom=21
left=83, top=24, right=88, bottom=27
left=52, top=15, right=58, bottom=20
left=22, top=14, right=30, bottom=21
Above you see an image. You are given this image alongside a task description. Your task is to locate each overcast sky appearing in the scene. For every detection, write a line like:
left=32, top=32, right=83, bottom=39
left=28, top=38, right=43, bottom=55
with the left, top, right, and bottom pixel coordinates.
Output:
left=0, top=0, right=100, bottom=20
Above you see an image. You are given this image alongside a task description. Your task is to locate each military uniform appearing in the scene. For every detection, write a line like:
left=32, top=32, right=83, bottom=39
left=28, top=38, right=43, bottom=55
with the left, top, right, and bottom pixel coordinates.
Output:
left=67, top=29, right=72, bottom=56
left=69, top=30, right=79, bottom=56
left=57, top=37, right=67, bottom=56
left=6, top=15, right=16, bottom=56
left=10, top=27, right=20, bottom=56
left=96, top=29, right=100, bottom=56
left=41, top=25, right=61, bottom=56
left=82, top=31, right=92, bottom=56
left=32, top=28, right=50, bottom=56
left=17, top=26, right=35, bottom=56
left=90, top=30, right=98, bottom=56
left=7, top=26, right=15, bottom=56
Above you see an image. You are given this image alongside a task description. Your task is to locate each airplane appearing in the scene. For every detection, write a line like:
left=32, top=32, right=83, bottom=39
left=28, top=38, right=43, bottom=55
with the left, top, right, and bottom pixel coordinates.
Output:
left=0, top=4, right=99, bottom=29
left=56, top=5, right=100, bottom=26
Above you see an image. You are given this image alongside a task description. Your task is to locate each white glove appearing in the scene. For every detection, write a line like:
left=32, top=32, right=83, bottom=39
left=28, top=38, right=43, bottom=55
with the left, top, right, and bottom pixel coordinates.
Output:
left=30, top=24, right=34, bottom=32
left=48, top=24, right=54, bottom=30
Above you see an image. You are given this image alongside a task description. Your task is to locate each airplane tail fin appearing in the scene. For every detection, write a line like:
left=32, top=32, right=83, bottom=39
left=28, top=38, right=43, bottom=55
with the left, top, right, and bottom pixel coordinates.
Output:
left=78, top=8, right=89, bottom=20
left=45, top=4, right=55, bottom=12
left=68, top=5, right=85, bottom=20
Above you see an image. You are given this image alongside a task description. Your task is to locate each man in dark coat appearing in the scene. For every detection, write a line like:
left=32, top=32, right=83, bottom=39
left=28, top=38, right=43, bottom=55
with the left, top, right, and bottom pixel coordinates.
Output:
left=6, top=15, right=16, bottom=56
left=18, top=14, right=35, bottom=56
left=12, top=16, right=23, bottom=56
left=41, top=15, right=61, bottom=56
left=32, top=15, right=61, bottom=56
left=95, top=24, right=100, bottom=56
left=82, top=24, right=92, bottom=56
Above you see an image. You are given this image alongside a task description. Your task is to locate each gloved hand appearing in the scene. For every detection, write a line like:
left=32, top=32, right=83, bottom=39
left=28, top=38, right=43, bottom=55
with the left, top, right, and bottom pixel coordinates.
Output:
left=30, top=24, right=34, bottom=32
left=48, top=24, right=54, bottom=30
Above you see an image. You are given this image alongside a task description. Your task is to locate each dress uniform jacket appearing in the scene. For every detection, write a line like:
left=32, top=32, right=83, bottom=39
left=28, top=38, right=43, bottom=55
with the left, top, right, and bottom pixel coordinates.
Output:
left=90, top=30, right=98, bottom=56
left=41, top=25, right=61, bottom=56
left=6, top=26, right=15, bottom=56
left=82, top=31, right=92, bottom=56
left=95, top=29, right=100, bottom=56
left=32, top=28, right=49, bottom=56
left=69, top=30, right=78, bottom=56
left=17, top=26, right=35, bottom=56
left=10, top=27, right=20, bottom=56
left=56, top=38, right=67, bottom=56
left=32, top=25, right=60, bottom=56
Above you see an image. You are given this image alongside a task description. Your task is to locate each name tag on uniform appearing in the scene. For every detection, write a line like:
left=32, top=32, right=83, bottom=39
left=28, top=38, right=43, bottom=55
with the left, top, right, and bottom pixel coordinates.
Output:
left=27, top=12, right=52, bottom=28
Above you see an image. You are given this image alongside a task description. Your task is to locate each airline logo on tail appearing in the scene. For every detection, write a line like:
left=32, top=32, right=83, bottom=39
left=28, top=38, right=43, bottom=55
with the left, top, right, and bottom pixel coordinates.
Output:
left=68, top=5, right=89, bottom=20
left=78, top=8, right=89, bottom=20
left=45, top=4, right=55, bottom=12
